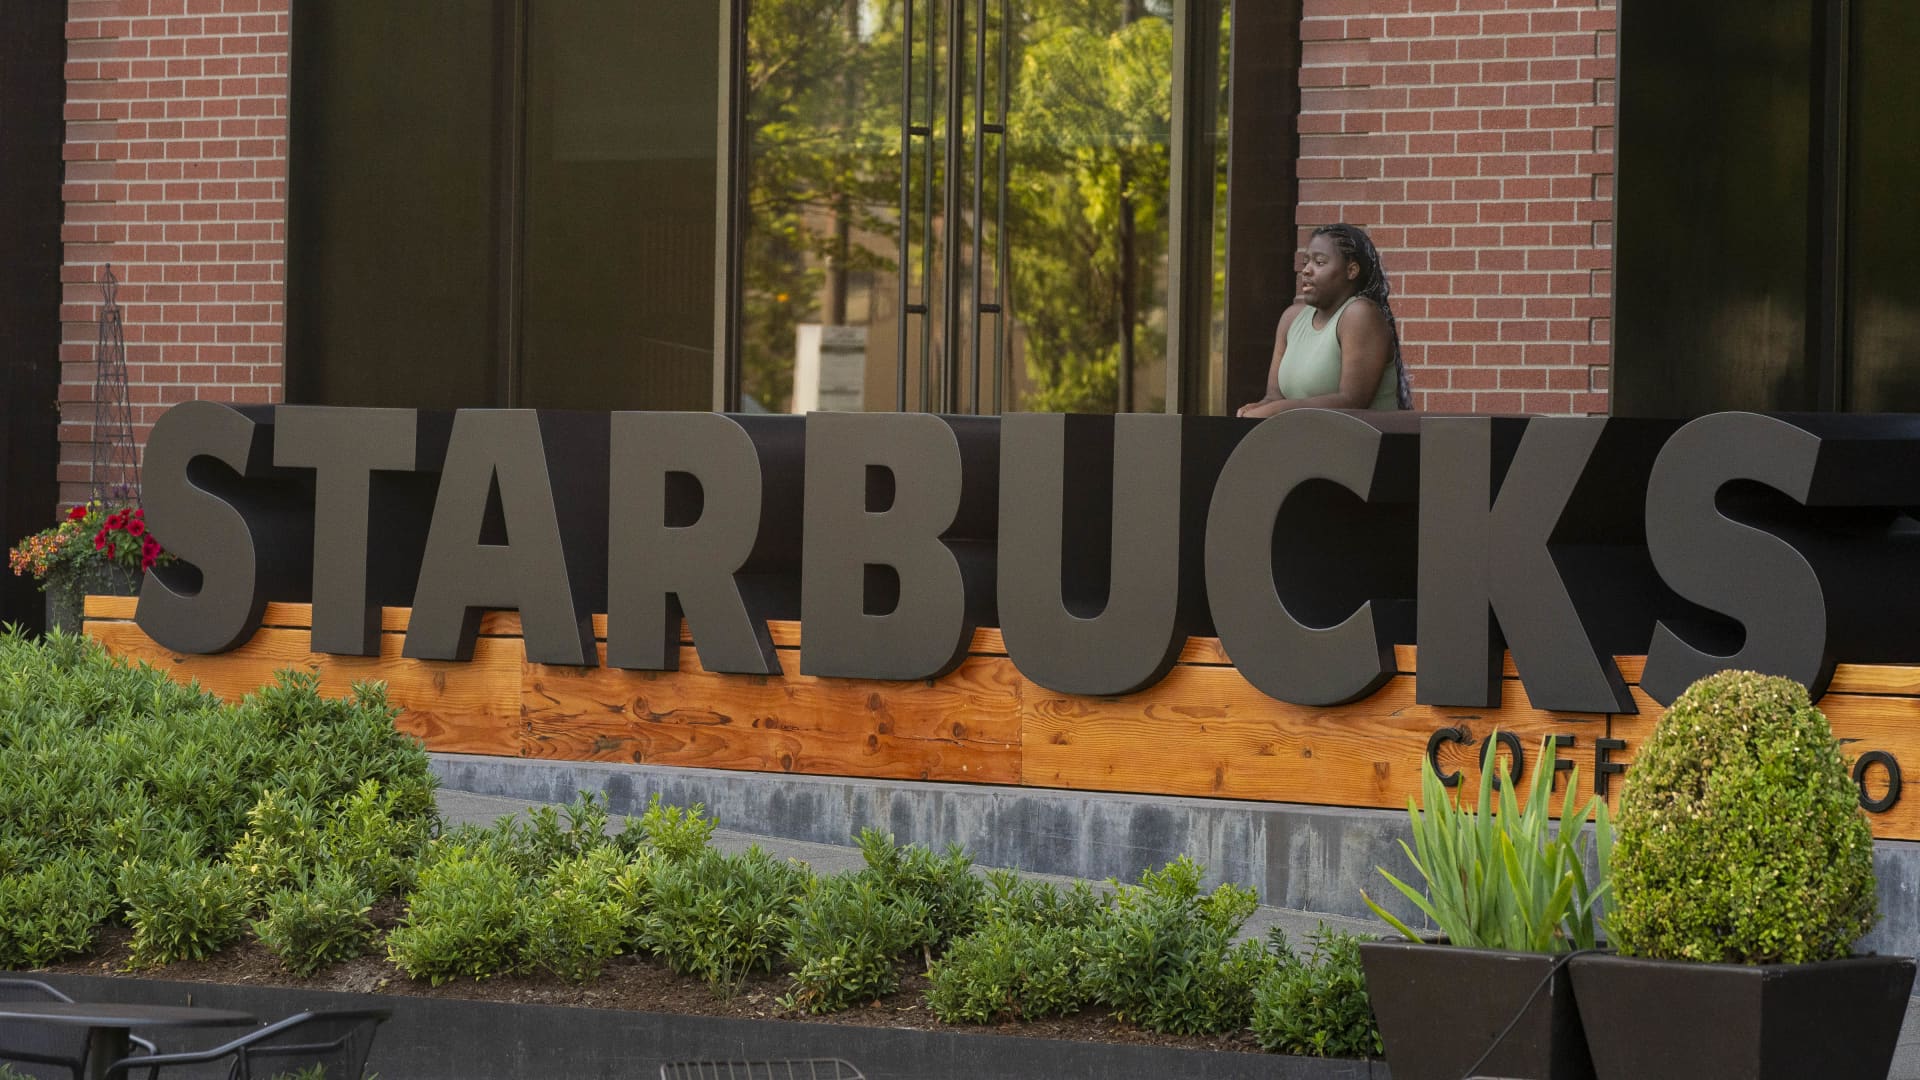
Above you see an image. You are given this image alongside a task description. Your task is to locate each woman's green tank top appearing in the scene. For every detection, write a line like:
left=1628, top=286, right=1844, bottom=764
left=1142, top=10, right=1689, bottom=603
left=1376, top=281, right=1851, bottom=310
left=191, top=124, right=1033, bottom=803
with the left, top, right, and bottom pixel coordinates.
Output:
left=1276, top=296, right=1400, bottom=409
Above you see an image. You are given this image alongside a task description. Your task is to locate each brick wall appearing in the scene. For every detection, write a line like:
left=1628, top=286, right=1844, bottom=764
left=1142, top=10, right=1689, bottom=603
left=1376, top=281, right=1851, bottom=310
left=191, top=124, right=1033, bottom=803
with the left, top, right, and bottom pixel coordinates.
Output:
left=1296, top=0, right=1615, bottom=415
left=59, top=0, right=289, bottom=506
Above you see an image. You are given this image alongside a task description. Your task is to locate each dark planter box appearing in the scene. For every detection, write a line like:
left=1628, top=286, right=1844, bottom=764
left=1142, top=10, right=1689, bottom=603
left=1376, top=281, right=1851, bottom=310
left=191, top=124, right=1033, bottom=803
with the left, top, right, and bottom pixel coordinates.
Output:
left=16, top=973, right=1390, bottom=1080
left=1358, top=940, right=1593, bottom=1080
left=1569, top=952, right=1915, bottom=1080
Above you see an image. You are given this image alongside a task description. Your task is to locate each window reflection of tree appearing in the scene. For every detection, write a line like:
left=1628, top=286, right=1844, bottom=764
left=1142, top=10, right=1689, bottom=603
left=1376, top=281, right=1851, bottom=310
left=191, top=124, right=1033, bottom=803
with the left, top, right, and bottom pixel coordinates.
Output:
left=741, top=0, right=1174, bottom=415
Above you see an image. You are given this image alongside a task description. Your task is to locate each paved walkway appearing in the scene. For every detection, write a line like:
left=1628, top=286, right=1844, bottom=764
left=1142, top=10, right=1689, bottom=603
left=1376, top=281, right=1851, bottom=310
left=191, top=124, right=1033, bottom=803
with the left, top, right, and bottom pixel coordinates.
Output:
left=437, top=788, right=1920, bottom=1078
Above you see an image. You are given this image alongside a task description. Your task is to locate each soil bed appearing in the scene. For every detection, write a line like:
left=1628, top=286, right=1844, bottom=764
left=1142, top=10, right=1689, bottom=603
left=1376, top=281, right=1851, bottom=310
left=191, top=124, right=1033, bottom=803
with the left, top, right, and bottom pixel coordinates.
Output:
left=38, top=918, right=1274, bottom=1058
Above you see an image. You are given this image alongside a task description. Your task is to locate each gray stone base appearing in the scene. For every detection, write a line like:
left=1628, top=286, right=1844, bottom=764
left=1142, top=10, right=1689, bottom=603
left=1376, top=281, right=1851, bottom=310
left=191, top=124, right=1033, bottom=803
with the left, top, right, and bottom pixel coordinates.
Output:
left=431, top=753, right=1920, bottom=962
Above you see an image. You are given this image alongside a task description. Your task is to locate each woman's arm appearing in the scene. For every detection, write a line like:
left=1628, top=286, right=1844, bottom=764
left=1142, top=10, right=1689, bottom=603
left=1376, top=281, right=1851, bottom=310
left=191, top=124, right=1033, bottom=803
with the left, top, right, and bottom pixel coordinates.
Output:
left=1235, top=304, right=1309, bottom=418
left=1258, top=298, right=1391, bottom=411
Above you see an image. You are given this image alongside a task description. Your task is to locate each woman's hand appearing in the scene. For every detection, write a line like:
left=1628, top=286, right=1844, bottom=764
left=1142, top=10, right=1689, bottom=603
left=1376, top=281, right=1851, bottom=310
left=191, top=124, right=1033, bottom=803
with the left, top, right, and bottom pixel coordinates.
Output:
left=1236, top=398, right=1289, bottom=419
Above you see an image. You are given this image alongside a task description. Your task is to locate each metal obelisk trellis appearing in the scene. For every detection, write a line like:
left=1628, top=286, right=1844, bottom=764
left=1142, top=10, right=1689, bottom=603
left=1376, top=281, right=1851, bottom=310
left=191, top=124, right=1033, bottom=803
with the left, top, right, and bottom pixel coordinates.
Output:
left=89, top=265, right=140, bottom=506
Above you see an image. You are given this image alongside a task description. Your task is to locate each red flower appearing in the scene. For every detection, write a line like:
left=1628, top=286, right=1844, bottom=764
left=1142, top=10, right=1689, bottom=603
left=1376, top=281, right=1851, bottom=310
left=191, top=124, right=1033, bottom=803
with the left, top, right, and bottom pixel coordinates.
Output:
left=131, top=508, right=144, bottom=518
left=105, top=514, right=125, bottom=530
left=67, top=506, right=86, bottom=521
left=94, top=533, right=107, bottom=551
left=125, top=519, right=146, bottom=537
left=105, top=543, right=116, bottom=559
left=141, top=555, right=155, bottom=571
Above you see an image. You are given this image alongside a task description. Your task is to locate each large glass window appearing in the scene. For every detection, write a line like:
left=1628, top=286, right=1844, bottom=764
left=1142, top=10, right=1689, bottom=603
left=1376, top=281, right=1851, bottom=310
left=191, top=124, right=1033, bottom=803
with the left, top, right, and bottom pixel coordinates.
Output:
left=288, top=2, right=718, bottom=410
left=1844, top=2, right=1920, bottom=410
left=738, top=0, right=1181, bottom=415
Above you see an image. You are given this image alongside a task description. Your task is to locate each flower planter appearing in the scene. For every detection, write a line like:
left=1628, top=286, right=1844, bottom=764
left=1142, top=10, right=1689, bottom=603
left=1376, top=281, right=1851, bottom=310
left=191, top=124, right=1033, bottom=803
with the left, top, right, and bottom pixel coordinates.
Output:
left=43, top=563, right=142, bottom=635
left=1358, top=940, right=1593, bottom=1080
left=1568, top=952, right=1915, bottom=1080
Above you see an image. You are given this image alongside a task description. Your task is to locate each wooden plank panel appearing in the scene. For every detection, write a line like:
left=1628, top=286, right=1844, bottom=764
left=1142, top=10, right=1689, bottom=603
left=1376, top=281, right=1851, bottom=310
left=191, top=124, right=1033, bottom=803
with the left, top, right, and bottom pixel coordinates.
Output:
left=84, top=621, right=523, bottom=757
left=519, top=645, right=1021, bottom=783
left=1021, top=668, right=1606, bottom=813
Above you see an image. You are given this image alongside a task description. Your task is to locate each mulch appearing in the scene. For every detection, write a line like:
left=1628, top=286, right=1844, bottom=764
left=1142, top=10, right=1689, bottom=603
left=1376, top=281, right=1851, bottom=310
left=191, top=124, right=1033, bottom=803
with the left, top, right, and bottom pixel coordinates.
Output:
left=36, top=910, right=1271, bottom=1057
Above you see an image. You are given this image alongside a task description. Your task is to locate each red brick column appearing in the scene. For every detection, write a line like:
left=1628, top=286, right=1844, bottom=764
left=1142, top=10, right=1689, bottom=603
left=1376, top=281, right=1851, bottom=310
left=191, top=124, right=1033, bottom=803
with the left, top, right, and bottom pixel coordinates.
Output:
left=1296, top=0, right=1616, bottom=414
left=60, top=0, right=290, bottom=505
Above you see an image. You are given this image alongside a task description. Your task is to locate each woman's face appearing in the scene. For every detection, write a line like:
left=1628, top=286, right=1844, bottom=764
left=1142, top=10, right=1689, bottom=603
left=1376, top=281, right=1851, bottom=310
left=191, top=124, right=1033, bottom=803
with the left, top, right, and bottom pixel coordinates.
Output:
left=1299, top=234, right=1359, bottom=308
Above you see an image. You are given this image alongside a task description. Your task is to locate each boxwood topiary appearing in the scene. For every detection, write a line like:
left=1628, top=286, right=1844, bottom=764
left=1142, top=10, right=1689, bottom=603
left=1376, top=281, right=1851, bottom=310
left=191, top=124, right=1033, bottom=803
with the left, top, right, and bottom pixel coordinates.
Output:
left=1609, top=670, right=1876, bottom=965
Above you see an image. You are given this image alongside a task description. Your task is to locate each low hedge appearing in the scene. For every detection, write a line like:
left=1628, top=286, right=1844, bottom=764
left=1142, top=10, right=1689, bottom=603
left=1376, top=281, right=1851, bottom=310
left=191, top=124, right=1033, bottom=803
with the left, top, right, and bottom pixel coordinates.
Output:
left=0, top=631, right=1380, bottom=1058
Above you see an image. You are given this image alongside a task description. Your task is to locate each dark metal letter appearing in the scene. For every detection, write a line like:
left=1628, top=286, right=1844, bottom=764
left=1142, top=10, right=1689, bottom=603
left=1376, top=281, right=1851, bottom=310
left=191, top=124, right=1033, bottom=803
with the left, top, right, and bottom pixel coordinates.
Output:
left=607, top=412, right=778, bottom=675
left=1205, top=410, right=1414, bottom=706
left=800, top=413, right=973, bottom=681
left=136, top=402, right=289, bottom=653
left=1417, top=417, right=1632, bottom=713
left=274, top=406, right=420, bottom=656
left=404, top=410, right=598, bottom=665
left=1641, top=413, right=1827, bottom=703
left=997, top=414, right=1184, bottom=695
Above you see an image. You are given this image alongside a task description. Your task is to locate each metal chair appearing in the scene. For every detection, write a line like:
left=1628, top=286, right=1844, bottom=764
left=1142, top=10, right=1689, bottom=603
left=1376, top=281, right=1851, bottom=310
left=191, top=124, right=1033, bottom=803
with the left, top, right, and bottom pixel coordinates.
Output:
left=102, top=1009, right=389, bottom=1080
left=659, top=1062, right=865, bottom=1080
left=0, top=978, right=156, bottom=1080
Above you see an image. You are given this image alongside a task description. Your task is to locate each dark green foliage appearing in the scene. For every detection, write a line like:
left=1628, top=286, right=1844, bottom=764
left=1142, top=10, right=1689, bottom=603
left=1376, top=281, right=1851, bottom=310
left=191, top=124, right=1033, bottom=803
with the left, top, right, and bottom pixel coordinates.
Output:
left=1080, top=856, right=1275, bottom=1036
left=1610, top=670, right=1878, bottom=964
left=925, top=919, right=1090, bottom=1024
left=644, top=845, right=812, bottom=991
left=118, top=858, right=251, bottom=968
left=1251, top=926, right=1383, bottom=1058
left=924, top=872, right=1111, bottom=1024
left=385, top=843, right=529, bottom=984
left=0, top=852, right=114, bottom=967
left=781, top=873, right=930, bottom=1014
left=853, top=828, right=987, bottom=951
left=252, top=865, right=377, bottom=977
left=0, top=633, right=438, bottom=973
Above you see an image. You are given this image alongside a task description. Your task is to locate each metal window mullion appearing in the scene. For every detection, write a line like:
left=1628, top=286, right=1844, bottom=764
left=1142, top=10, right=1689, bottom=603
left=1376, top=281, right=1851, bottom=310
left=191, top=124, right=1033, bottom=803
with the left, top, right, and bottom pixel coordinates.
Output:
left=897, top=0, right=915, bottom=411
left=993, top=0, right=1009, bottom=414
left=968, top=0, right=987, bottom=414
left=940, top=0, right=966, bottom=414
left=920, top=0, right=939, bottom=412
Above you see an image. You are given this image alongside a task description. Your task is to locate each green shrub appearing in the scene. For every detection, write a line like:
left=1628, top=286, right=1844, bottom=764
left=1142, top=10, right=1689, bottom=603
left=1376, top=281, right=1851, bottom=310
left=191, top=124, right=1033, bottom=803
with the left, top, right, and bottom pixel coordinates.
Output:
left=386, top=843, right=528, bottom=984
left=0, top=853, right=114, bottom=967
left=118, top=858, right=251, bottom=968
left=973, top=870, right=1109, bottom=932
left=253, top=865, right=377, bottom=976
left=853, top=829, right=986, bottom=953
left=926, top=919, right=1089, bottom=1024
left=524, top=846, right=637, bottom=982
left=1080, top=857, right=1274, bottom=1036
left=1365, top=732, right=1611, bottom=952
left=622, top=793, right=717, bottom=864
left=644, top=845, right=810, bottom=991
left=1609, top=670, right=1877, bottom=964
left=1251, top=926, right=1382, bottom=1058
left=782, top=873, right=930, bottom=1014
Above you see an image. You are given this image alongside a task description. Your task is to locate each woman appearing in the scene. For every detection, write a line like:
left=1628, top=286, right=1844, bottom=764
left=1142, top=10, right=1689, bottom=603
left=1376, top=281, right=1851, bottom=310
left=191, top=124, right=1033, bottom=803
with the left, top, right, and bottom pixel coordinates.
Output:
left=1235, top=223, right=1411, bottom=417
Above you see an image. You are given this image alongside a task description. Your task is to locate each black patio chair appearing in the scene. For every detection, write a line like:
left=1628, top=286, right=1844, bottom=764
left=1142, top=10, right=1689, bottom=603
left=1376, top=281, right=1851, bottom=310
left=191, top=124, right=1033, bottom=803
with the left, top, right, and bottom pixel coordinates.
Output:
left=102, top=1009, right=390, bottom=1080
left=0, top=978, right=156, bottom=1080
left=659, top=1061, right=865, bottom=1080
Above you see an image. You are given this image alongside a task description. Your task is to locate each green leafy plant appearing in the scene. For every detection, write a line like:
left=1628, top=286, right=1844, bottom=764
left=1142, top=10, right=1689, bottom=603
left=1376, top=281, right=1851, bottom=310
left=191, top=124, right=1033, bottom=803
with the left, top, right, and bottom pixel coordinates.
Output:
left=1364, top=732, right=1611, bottom=952
left=1251, top=925, right=1383, bottom=1058
left=782, top=872, right=930, bottom=1014
left=643, top=845, right=811, bottom=992
left=118, top=858, right=251, bottom=968
left=852, top=828, right=986, bottom=955
left=386, top=843, right=528, bottom=984
left=524, top=846, right=637, bottom=982
left=926, top=918, right=1090, bottom=1024
left=1080, top=856, right=1274, bottom=1036
left=252, top=865, right=377, bottom=976
left=1609, top=670, right=1877, bottom=964
left=623, top=793, right=718, bottom=864
left=0, top=852, right=114, bottom=967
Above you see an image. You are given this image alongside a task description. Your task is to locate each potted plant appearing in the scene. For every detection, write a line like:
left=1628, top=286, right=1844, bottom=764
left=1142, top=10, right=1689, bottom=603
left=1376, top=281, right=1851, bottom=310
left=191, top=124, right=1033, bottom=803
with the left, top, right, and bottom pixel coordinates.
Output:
left=1569, top=670, right=1914, bottom=1080
left=7, top=500, right=166, bottom=634
left=1358, top=732, right=1610, bottom=1080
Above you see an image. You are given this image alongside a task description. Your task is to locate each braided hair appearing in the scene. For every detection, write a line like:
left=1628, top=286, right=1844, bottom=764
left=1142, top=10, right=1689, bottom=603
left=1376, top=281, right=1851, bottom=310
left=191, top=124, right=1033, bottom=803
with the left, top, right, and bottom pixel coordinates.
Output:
left=1311, top=223, right=1412, bottom=410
